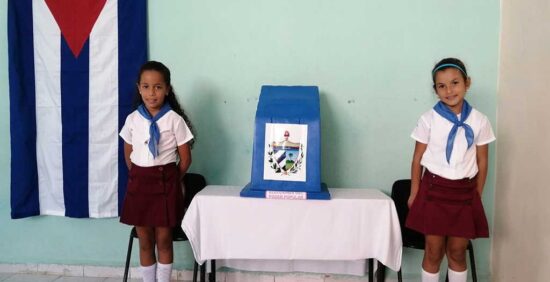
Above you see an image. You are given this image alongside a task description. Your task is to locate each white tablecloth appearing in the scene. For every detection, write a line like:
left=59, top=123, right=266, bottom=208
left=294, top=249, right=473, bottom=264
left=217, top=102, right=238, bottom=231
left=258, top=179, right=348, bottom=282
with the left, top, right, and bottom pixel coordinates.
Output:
left=182, top=186, right=402, bottom=275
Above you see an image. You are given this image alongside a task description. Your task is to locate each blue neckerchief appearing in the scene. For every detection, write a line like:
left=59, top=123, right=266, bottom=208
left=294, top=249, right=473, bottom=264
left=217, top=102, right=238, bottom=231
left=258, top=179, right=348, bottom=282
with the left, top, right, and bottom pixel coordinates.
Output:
left=137, top=103, right=171, bottom=158
left=433, top=100, right=474, bottom=164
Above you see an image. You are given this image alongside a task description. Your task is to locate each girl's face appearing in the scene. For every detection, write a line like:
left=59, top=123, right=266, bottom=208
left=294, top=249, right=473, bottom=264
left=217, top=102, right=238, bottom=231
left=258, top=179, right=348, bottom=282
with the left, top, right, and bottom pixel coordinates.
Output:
left=138, top=70, right=169, bottom=115
left=433, top=68, right=470, bottom=114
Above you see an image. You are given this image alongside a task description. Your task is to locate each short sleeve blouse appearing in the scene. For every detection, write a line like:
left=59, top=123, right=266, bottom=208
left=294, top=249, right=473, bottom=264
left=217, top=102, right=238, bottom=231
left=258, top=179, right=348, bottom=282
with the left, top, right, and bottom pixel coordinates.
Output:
left=120, top=110, right=193, bottom=167
left=411, top=108, right=495, bottom=179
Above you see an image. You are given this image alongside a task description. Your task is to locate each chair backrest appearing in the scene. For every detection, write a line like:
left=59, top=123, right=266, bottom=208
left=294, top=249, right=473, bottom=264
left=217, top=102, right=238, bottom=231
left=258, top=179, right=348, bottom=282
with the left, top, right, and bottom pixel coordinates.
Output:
left=391, top=179, right=425, bottom=249
left=182, top=172, right=207, bottom=209
left=171, top=173, right=207, bottom=240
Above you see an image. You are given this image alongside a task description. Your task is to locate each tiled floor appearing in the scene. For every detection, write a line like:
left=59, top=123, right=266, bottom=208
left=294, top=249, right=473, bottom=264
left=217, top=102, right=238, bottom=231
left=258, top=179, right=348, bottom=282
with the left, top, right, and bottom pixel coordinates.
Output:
left=0, top=271, right=487, bottom=282
left=0, top=273, right=142, bottom=282
left=0, top=272, right=393, bottom=282
left=0, top=272, right=426, bottom=282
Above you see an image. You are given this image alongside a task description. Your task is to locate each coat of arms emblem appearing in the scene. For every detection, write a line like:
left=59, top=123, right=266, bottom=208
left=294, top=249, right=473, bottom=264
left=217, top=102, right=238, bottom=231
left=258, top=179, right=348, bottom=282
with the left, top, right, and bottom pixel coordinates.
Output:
left=264, top=123, right=307, bottom=181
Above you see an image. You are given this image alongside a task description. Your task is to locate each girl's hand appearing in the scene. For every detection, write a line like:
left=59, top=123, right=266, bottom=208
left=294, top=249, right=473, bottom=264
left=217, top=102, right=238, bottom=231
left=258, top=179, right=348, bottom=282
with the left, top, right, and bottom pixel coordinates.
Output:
left=407, top=193, right=417, bottom=208
left=177, top=143, right=192, bottom=175
left=410, top=142, right=427, bottom=209
left=123, top=142, right=133, bottom=170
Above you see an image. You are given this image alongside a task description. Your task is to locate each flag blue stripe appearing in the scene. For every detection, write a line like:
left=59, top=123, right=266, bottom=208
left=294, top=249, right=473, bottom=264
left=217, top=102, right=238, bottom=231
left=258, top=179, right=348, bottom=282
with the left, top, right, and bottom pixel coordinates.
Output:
left=117, top=0, right=148, bottom=214
left=8, top=0, right=40, bottom=219
left=9, top=0, right=148, bottom=219
left=61, top=38, right=90, bottom=218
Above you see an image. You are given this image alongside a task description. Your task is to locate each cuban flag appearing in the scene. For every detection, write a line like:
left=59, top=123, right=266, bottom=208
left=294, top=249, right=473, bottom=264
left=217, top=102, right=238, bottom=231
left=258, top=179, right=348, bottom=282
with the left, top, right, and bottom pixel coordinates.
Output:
left=8, top=0, right=147, bottom=218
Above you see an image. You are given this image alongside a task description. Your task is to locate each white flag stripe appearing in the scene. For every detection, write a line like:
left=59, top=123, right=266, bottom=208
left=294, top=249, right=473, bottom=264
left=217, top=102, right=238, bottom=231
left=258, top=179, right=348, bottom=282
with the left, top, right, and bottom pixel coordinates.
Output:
left=88, top=0, right=119, bottom=217
left=33, top=0, right=65, bottom=216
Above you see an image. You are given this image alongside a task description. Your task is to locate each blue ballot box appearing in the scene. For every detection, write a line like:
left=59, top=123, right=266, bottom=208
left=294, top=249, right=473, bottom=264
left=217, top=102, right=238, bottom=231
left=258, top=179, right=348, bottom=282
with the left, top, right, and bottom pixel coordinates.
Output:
left=240, top=86, right=330, bottom=200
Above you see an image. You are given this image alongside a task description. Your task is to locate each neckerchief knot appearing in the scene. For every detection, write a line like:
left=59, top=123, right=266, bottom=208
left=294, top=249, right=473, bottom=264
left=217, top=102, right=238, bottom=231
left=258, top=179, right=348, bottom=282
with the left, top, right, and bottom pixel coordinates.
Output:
left=433, top=100, right=474, bottom=163
left=137, top=103, right=171, bottom=158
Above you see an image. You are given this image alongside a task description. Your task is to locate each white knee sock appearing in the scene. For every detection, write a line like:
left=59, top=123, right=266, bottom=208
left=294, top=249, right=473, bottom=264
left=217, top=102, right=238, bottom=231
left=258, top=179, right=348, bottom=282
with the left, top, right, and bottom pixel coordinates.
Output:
left=422, top=268, right=440, bottom=282
left=140, top=263, right=156, bottom=282
left=157, top=262, right=173, bottom=282
left=448, top=268, right=467, bottom=282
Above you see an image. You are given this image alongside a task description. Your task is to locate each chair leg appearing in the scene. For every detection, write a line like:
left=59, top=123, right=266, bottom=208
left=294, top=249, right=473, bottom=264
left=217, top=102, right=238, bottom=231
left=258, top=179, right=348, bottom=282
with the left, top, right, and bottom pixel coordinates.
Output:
left=123, top=232, right=135, bottom=282
left=209, top=259, right=216, bottom=282
left=376, top=261, right=386, bottom=282
left=397, top=268, right=402, bottom=282
left=366, top=258, right=373, bottom=282
left=200, top=262, right=206, bottom=282
left=468, top=242, right=477, bottom=282
left=193, top=261, right=198, bottom=282
left=192, top=259, right=214, bottom=282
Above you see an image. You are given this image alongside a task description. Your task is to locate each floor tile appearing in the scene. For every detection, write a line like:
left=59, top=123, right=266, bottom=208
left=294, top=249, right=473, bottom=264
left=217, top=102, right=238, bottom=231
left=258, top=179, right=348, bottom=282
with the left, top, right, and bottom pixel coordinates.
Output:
left=3, top=274, right=59, bottom=282
left=0, top=273, right=14, bottom=282
left=52, top=277, right=106, bottom=282
left=38, top=264, right=84, bottom=277
left=104, top=278, right=140, bottom=282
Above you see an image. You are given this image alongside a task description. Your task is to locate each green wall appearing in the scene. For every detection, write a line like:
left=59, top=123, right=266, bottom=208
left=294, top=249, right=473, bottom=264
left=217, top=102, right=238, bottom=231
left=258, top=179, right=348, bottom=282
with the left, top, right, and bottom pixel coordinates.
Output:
left=0, top=0, right=499, bottom=278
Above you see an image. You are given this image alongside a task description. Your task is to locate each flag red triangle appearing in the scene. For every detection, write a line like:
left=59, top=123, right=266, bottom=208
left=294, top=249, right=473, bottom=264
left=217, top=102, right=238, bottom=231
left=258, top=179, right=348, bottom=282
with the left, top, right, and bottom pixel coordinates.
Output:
left=45, top=0, right=107, bottom=58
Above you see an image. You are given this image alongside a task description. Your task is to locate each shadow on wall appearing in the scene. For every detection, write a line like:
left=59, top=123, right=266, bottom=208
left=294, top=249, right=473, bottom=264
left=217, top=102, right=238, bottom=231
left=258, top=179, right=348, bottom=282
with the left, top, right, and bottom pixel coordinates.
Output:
left=186, top=80, right=232, bottom=185
left=319, top=91, right=340, bottom=188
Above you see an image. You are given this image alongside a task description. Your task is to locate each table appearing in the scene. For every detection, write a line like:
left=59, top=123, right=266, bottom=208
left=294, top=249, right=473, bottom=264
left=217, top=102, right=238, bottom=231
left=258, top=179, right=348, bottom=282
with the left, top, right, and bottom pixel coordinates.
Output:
left=182, top=186, right=402, bottom=281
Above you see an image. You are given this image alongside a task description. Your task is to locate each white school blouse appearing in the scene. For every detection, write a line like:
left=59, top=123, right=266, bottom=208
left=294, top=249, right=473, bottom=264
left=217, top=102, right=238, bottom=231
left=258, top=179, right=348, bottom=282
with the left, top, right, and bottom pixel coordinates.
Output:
left=120, top=110, right=193, bottom=167
left=411, top=108, right=495, bottom=180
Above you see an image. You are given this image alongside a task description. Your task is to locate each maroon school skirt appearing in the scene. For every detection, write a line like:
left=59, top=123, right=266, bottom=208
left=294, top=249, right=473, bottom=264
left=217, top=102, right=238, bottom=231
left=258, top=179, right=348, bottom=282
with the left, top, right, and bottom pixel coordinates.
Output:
left=120, top=163, right=184, bottom=227
left=406, top=170, right=489, bottom=239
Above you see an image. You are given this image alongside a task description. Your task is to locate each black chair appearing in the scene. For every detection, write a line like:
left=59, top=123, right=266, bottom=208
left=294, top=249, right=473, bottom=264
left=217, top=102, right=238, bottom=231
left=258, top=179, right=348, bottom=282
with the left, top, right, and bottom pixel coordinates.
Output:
left=391, top=179, right=477, bottom=282
left=123, top=173, right=215, bottom=282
